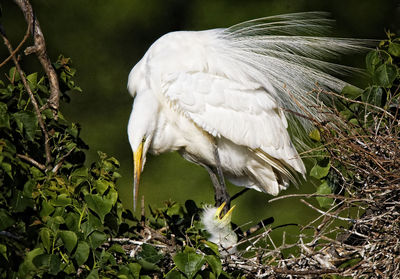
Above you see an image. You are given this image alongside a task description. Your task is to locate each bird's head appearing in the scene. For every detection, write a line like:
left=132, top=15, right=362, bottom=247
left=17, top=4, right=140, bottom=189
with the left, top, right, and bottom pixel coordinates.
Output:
left=202, top=202, right=236, bottom=232
left=127, top=90, right=159, bottom=210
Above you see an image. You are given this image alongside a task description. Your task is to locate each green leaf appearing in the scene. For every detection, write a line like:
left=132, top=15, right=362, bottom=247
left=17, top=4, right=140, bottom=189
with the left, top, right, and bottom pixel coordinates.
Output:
left=202, top=241, right=220, bottom=256
left=65, top=212, right=80, bottom=231
left=0, top=244, right=8, bottom=261
left=40, top=200, right=55, bottom=217
left=86, top=269, right=99, bottom=279
left=316, top=181, right=334, bottom=208
left=366, top=51, right=381, bottom=74
left=13, top=111, right=38, bottom=141
left=59, top=230, right=78, bottom=253
left=137, top=243, right=163, bottom=264
left=18, top=248, right=43, bottom=278
left=88, top=230, right=107, bottom=249
left=137, top=258, right=160, bottom=271
left=173, top=252, right=205, bottom=279
left=94, top=179, right=109, bottom=195
left=49, top=254, right=62, bottom=275
left=341, top=85, right=363, bottom=99
left=74, top=241, right=90, bottom=266
left=39, top=228, right=52, bottom=253
left=9, top=67, right=21, bottom=82
left=52, top=193, right=72, bottom=207
left=107, top=188, right=118, bottom=206
left=12, top=189, right=33, bottom=212
left=32, top=253, right=50, bottom=269
left=0, top=102, right=10, bottom=129
left=205, top=255, right=222, bottom=277
left=1, top=161, right=12, bottom=178
left=109, top=244, right=125, bottom=254
left=81, top=213, right=102, bottom=238
left=0, top=209, right=15, bottom=230
left=374, top=63, right=397, bottom=88
left=310, top=160, right=330, bottom=179
left=27, top=73, right=38, bottom=90
left=388, top=42, right=400, bottom=57
left=128, top=262, right=142, bottom=279
left=85, top=194, right=113, bottom=222
left=308, top=129, right=320, bottom=142
left=165, top=270, right=186, bottom=279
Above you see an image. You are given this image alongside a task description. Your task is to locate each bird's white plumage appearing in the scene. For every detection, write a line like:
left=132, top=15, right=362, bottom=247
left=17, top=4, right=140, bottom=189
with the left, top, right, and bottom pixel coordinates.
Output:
left=127, top=12, right=370, bottom=197
left=201, top=204, right=237, bottom=254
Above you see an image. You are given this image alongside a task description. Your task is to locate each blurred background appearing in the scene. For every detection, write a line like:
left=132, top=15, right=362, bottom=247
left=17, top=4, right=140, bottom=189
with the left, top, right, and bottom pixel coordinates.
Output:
left=1, top=0, right=399, bottom=242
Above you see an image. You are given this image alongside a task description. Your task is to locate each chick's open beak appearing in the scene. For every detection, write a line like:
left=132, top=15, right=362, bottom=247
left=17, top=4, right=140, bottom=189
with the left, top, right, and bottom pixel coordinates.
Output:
left=215, top=202, right=236, bottom=222
left=133, top=141, right=144, bottom=210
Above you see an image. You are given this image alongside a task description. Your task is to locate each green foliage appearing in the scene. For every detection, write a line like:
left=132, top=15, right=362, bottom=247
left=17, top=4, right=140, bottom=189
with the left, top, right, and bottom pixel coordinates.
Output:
left=0, top=55, right=236, bottom=278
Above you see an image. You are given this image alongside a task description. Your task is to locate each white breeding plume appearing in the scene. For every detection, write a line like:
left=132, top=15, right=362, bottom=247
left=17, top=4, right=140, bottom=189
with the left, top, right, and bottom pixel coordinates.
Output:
left=127, top=12, right=370, bottom=209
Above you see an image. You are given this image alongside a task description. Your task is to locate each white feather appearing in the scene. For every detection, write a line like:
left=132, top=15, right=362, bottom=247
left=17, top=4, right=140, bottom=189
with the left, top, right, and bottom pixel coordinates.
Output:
left=127, top=12, right=371, bottom=197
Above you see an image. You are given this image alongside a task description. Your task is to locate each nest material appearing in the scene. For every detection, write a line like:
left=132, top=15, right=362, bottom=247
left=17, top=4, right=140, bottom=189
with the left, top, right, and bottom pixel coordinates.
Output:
left=237, top=88, right=400, bottom=278
left=112, top=89, right=399, bottom=278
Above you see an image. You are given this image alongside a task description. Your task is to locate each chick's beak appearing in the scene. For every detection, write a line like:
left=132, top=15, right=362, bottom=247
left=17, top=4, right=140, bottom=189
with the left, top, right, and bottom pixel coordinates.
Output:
left=133, top=141, right=144, bottom=210
left=216, top=202, right=236, bottom=222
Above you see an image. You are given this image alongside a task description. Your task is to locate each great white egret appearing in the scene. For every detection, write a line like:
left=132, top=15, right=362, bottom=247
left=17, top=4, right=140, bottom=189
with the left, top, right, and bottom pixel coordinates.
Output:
left=201, top=202, right=237, bottom=254
left=127, top=12, right=368, bottom=210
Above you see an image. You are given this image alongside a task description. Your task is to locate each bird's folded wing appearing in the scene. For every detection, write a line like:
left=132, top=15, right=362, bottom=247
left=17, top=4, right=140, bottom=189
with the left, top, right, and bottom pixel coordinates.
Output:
left=162, top=71, right=304, bottom=173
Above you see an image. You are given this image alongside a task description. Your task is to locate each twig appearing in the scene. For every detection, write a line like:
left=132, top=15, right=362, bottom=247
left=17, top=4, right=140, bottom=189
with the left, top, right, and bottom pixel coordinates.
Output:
left=108, top=238, right=167, bottom=249
left=1, top=33, right=52, bottom=166
left=272, top=267, right=341, bottom=276
left=13, top=0, right=61, bottom=113
left=300, top=199, right=356, bottom=222
left=0, top=20, right=31, bottom=68
left=17, top=154, right=46, bottom=170
left=52, top=147, right=76, bottom=174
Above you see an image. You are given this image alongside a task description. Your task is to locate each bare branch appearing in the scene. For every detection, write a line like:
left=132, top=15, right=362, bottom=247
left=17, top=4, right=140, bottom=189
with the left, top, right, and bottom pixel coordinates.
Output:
left=17, top=154, right=46, bottom=170
left=13, top=0, right=61, bottom=113
left=0, top=20, right=31, bottom=68
left=1, top=33, right=52, bottom=166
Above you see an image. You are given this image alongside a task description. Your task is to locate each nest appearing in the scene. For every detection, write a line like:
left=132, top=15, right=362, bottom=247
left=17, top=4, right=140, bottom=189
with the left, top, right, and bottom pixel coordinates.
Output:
left=226, top=88, right=400, bottom=278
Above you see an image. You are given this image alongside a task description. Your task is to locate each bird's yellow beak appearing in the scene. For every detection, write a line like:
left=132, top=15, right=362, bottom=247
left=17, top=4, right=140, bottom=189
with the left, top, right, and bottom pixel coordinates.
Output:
left=133, top=141, right=144, bottom=210
left=215, top=202, right=236, bottom=222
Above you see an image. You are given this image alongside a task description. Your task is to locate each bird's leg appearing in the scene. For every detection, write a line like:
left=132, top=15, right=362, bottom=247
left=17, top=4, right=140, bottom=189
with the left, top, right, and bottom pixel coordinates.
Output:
left=212, top=146, right=231, bottom=212
left=190, top=146, right=230, bottom=213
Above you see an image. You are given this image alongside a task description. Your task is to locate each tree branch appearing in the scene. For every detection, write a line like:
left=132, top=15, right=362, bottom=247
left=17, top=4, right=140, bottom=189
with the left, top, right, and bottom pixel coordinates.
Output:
left=17, top=154, right=46, bottom=170
left=13, top=0, right=61, bottom=113
left=0, top=20, right=31, bottom=68
left=1, top=33, right=52, bottom=166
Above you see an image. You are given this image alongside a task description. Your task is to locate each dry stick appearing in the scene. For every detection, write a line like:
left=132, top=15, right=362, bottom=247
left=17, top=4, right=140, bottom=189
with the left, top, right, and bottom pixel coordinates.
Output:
left=0, top=20, right=31, bottom=68
left=52, top=147, right=76, bottom=174
left=272, top=267, right=340, bottom=276
left=1, top=33, right=52, bottom=166
left=300, top=199, right=355, bottom=222
left=17, top=154, right=46, bottom=170
left=13, top=0, right=61, bottom=113
left=326, top=90, right=395, bottom=119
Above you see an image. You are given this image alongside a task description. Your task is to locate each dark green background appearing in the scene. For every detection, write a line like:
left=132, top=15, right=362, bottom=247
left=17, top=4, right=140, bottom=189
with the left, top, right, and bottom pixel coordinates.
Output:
left=1, top=0, right=398, bottom=238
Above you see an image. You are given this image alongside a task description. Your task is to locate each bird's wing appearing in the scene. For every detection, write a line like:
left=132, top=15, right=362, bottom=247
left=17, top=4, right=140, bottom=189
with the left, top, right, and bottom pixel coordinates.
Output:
left=162, top=71, right=305, bottom=174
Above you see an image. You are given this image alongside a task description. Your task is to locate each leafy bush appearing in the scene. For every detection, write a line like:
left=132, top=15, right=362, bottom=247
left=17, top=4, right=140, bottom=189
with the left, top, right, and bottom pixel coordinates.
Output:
left=0, top=54, right=233, bottom=278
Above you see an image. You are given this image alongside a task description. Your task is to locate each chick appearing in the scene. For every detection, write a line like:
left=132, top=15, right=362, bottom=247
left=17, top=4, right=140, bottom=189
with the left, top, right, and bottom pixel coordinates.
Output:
left=201, top=202, right=237, bottom=254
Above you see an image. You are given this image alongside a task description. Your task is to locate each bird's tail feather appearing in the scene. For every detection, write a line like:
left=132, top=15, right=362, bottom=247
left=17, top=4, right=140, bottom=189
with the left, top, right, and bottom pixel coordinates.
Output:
left=218, top=12, right=375, bottom=132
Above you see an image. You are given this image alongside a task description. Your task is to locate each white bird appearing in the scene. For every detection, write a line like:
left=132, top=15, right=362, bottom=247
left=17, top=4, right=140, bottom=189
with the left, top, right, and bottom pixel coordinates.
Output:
left=127, top=12, right=368, bottom=209
left=201, top=202, right=237, bottom=254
